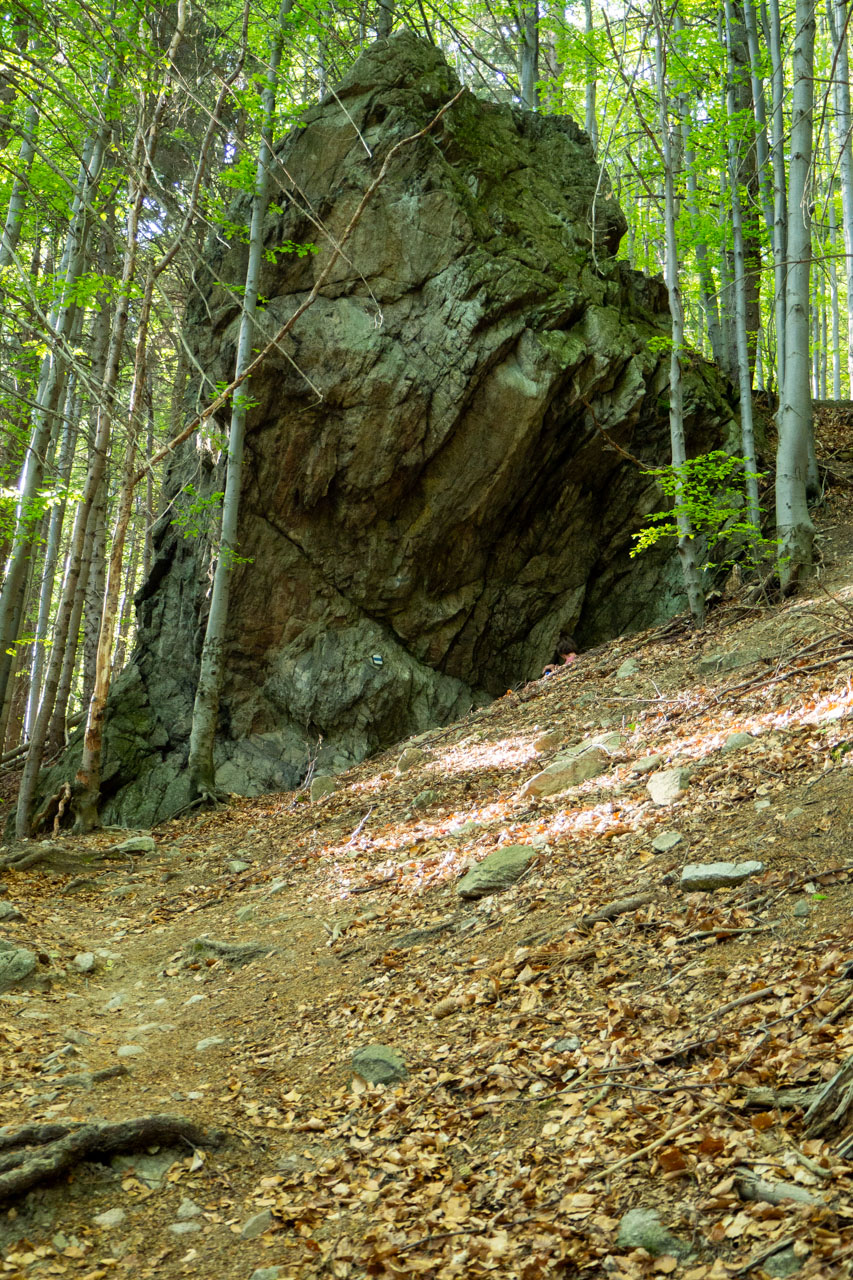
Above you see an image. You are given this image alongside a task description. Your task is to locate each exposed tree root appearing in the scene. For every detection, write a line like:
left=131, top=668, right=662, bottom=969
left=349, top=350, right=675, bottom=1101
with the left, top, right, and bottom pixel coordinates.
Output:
left=0, top=1113, right=226, bottom=1203
left=0, top=843, right=122, bottom=874
left=162, top=789, right=228, bottom=824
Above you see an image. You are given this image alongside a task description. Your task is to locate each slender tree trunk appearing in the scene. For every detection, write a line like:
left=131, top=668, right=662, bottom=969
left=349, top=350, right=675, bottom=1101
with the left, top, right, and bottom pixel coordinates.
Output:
left=24, top=371, right=81, bottom=737
left=0, top=530, right=40, bottom=751
left=188, top=0, right=295, bottom=801
left=519, top=1, right=540, bottom=110
left=0, top=116, right=110, bottom=716
left=377, top=0, right=393, bottom=38
left=82, top=477, right=107, bottom=712
left=825, top=123, right=842, bottom=399
left=71, top=0, right=189, bottom=832
left=776, top=0, right=816, bottom=589
left=726, top=2, right=761, bottom=379
left=717, top=164, right=736, bottom=382
left=112, top=505, right=141, bottom=676
left=724, top=0, right=761, bottom=536
left=680, top=104, right=726, bottom=370
left=653, top=0, right=705, bottom=627
left=827, top=0, right=853, bottom=391
left=143, top=371, right=156, bottom=582
left=583, top=0, right=597, bottom=152
left=47, top=509, right=95, bottom=755
left=0, top=90, right=41, bottom=270
left=763, top=0, right=788, bottom=392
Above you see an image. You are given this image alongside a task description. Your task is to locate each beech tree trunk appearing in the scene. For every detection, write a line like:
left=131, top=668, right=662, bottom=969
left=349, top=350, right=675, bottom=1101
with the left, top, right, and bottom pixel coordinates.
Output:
left=724, top=0, right=761, bottom=535
left=827, top=0, right=853, bottom=392
left=763, top=0, right=788, bottom=390
left=653, top=0, right=705, bottom=627
left=776, top=0, right=815, bottom=589
left=519, top=1, right=540, bottom=110
left=187, top=0, right=295, bottom=802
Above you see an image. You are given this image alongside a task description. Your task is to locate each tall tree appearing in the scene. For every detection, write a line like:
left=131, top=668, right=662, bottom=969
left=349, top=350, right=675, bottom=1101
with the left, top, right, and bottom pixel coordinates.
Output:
left=653, top=0, right=705, bottom=627
left=775, top=0, right=816, bottom=589
left=187, top=0, right=296, bottom=803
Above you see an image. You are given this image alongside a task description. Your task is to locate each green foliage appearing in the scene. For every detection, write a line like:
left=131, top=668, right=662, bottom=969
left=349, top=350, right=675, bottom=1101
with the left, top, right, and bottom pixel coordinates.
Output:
left=631, top=451, right=775, bottom=568
left=171, top=484, right=225, bottom=539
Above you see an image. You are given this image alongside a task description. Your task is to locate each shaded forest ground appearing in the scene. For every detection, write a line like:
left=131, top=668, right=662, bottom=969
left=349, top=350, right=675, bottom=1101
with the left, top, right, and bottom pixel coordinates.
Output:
left=2, top=416, right=853, bottom=1278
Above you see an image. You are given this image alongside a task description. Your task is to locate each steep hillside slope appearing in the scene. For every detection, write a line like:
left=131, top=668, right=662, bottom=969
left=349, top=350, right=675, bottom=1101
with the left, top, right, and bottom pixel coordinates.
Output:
left=2, top=451, right=853, bottom=1279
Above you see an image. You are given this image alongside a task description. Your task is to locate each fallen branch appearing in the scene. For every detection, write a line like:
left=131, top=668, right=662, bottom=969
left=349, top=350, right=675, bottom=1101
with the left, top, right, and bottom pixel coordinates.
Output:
left=732, top=1235, right=801, bottom=1277
left=804, top=1055, right=853, bottom=1139
left=676, top=925, right=774, bottom=945
left=702, top=985, right=776, bottom=1020
left=818, top=986, right=853, bottom=1028
left=580, top=892, right=654, bottom=926
left=0, top=1114, right=225, bottom=1203
left=735, top=1166, right=822, bottom=1207
left=578, top=1102, right=717, bottom=1186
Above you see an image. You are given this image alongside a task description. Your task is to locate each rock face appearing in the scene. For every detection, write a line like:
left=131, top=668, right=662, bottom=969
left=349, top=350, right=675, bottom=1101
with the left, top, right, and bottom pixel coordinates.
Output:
left=57, top=33, right=736, bottom=825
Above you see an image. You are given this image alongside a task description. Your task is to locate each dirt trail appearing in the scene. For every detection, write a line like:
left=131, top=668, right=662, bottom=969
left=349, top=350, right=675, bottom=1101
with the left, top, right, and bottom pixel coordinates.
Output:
left=2, top=466, right=853, bottom=1278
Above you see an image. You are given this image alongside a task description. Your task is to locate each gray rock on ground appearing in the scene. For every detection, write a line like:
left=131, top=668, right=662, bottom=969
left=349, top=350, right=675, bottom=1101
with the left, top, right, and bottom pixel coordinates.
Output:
left=0, top=943, right=37, bottom=992
left=309, top=774, right=336, bottom=802
left=521, top=746, right=610, bottom=798
left=93, top=1208, right=126, bottom=1229
left=352, top=1044, right=408, bottom=1084
left=457, top=845, right=534, bottom=899
left=110, top=834, right=156, bottom=854
left=763, top=1246, right=803, bottom=1277
left=651, top=831, right=683, bottom=852
left=631, top=754, right=663, bottom=775
left=397, top=747, right=431, bottom=772
left=241, top=1209, right=274, bottom=1240
left=697, top=649, right=763, bottom=676
left=616, top=1208, right=692, bottom=1259
left=680, top=861, right=764, bottom=892
left=647, top=767, right=690, bottom=805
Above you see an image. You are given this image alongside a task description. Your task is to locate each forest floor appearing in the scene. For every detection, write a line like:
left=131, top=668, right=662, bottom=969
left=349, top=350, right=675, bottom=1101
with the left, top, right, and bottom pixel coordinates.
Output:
left=3, top=422, right=853, bottom=1280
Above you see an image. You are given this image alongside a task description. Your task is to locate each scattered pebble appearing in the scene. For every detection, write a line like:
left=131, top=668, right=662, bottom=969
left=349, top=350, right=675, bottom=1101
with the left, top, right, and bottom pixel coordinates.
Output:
left=651, top=831, right=683, bottom=852
left=94, top=1207, right=126, bottom=1229
left=240, top=1208, right=274, bottom=1240
left=176, top=1198, right=202, bottom=1220
left=630, top=754, right=664, bottom=775
left=169, top=1221, right=201, bottom=1235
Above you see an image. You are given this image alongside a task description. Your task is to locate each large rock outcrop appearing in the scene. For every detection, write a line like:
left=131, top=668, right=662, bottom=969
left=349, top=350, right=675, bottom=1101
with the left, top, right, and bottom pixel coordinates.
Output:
left=73, top=32, right=737, bottom=825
